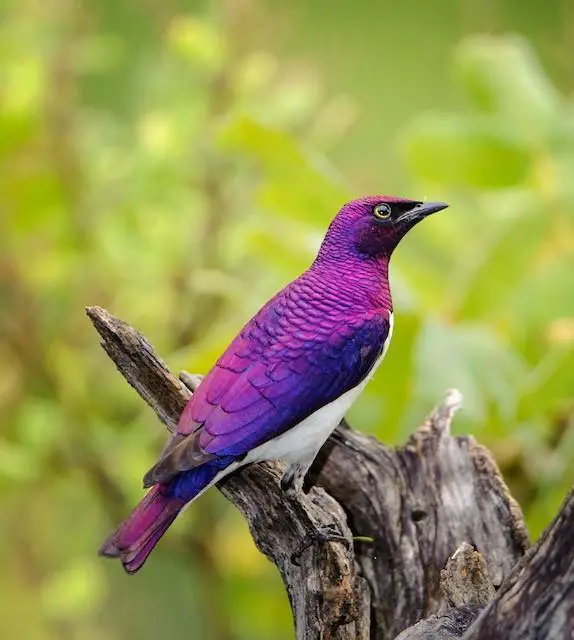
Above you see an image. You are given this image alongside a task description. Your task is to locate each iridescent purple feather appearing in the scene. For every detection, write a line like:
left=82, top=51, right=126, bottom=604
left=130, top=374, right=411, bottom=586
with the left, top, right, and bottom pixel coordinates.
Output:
left=179, top=273, right=391, bottom=459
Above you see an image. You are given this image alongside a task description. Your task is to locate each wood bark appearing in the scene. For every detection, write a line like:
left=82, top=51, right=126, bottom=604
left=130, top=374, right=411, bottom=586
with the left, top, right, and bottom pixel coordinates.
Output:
left=86, top=306, right=574, bottom=640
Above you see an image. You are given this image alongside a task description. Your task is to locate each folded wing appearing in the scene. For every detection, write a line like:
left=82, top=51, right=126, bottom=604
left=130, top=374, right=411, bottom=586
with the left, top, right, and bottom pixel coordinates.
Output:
left=143, top=296, right=390, bottom=488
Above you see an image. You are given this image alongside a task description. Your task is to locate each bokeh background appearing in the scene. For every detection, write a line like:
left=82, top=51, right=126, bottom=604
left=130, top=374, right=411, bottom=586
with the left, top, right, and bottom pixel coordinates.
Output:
left=1, top=0, right=573, bottom=638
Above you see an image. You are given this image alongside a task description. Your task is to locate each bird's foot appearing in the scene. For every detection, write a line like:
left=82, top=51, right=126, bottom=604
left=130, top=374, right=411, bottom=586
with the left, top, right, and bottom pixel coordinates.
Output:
left=290, top=524, right=351, bottom=566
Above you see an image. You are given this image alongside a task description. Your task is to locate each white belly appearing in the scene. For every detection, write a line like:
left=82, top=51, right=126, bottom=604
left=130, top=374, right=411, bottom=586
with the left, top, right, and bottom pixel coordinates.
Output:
left=244, top=312, right=394, bottom=467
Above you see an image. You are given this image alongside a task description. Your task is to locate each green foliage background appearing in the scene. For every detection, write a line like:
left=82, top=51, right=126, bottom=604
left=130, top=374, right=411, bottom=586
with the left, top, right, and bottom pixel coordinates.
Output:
left=0, top=1, right=572, bottom=639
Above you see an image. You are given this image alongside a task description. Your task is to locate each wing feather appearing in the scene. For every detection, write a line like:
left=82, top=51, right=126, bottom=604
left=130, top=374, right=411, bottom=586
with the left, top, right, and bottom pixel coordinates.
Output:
left=143, top=287, right=390, bottom=487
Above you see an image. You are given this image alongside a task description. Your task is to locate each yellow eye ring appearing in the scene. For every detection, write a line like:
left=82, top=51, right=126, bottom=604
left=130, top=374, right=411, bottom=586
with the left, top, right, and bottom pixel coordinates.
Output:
left=374, top=203, right=392, bottom=220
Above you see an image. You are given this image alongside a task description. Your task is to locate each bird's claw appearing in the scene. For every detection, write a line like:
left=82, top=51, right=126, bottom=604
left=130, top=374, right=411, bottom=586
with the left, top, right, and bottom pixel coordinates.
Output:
left=290, top=524, right=351, bottom=566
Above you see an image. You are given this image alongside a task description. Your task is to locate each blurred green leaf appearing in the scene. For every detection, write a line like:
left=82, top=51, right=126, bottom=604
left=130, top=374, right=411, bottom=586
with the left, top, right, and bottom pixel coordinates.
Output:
left=402, top=114, right=531, bottom=187
left=453, top=201, right=553, bottom=319
left=167, top=16, right=225, bottom=71
left=0, top=440, right=36, bottom=483
left=518, top=346, right=573, bottom=420
left=455, top=35, right=562, bottom=142
left=510, top=257, right=574, bottom=335
left=218, top=113, right=350, bottom=219
left=16, top=398, right=64, bottom=453
left=413, top=319, right=525, bottom=425
left=41, top=559, right=105, bottom=620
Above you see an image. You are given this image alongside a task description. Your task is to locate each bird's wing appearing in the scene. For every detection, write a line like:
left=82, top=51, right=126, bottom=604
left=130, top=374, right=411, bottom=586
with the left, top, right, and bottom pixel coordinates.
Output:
left=143, top=301, right=390, bottom=487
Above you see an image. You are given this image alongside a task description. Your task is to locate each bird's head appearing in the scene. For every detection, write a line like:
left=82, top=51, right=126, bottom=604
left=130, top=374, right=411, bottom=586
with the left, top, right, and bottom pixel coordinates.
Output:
left=317, top=196, right=448, bottom=263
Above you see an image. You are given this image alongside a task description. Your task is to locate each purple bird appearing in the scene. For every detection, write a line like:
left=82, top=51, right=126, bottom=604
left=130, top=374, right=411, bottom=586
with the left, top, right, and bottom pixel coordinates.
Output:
left=99, top=195, right=448, bottom=573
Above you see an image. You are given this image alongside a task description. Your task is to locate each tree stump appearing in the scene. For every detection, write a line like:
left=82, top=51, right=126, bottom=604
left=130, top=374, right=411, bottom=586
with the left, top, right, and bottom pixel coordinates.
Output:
left=87, top=306, right=574, bottom=640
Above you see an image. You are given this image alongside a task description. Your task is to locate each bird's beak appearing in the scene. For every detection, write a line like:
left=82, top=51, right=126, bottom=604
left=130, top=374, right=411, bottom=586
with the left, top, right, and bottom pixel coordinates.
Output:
left=397, top=201, right=449, bottom=223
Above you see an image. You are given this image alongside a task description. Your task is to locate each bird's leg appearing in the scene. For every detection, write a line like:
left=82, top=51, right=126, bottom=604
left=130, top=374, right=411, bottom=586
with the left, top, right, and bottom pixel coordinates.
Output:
left=280, top=462, right=309, bottom=497
left=281, top=462, right=351, bottom=565
left=291, top=524, right=351, bottom=566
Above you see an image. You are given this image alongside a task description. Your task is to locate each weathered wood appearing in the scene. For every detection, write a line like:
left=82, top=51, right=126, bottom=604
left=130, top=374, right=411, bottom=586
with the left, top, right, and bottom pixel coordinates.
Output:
left=86, top=306, right=186, bottom=433
left=87, top=305, right=573, bottom=640
left=394, top=491, right=574, bottom=640
left=441, top=543, right=496, bottom=609
left=313, top=391, right=530, bottom=638
left=394, top=543, right=496, bottom=640
left=463, top=488, right=574, bottom=639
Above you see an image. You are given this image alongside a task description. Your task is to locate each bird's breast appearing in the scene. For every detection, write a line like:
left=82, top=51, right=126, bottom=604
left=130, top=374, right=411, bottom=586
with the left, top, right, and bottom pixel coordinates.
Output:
left=245, top=312, right=394, bottom=467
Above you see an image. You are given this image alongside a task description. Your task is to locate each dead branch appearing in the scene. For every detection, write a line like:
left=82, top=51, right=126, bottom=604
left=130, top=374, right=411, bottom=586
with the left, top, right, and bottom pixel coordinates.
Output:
left=86, top=305, right=573, bottom=640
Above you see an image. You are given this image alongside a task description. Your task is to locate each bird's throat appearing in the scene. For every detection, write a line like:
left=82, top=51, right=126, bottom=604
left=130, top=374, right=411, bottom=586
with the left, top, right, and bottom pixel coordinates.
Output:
left=306, top=257, right=393, bottom=314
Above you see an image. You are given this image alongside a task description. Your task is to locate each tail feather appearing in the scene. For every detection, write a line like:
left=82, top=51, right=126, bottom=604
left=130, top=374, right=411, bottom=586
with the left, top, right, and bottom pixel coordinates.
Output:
left=99, top=485, right=185, bottom=574
left=99, top=457, right=237, bottom=573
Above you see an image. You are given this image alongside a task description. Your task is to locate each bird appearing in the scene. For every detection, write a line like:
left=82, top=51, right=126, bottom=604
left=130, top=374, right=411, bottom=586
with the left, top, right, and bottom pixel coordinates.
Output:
left=99, top=195, right=448, bottom=573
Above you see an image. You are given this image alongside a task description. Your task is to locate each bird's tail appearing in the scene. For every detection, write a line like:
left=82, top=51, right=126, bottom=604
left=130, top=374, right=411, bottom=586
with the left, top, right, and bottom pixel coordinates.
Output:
left=99, top=485, right=185, bottom=574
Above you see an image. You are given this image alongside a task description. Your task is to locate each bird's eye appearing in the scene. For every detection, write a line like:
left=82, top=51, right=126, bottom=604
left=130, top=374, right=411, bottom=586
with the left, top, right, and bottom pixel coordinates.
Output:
left=373, top=203, right=392, bottom=220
